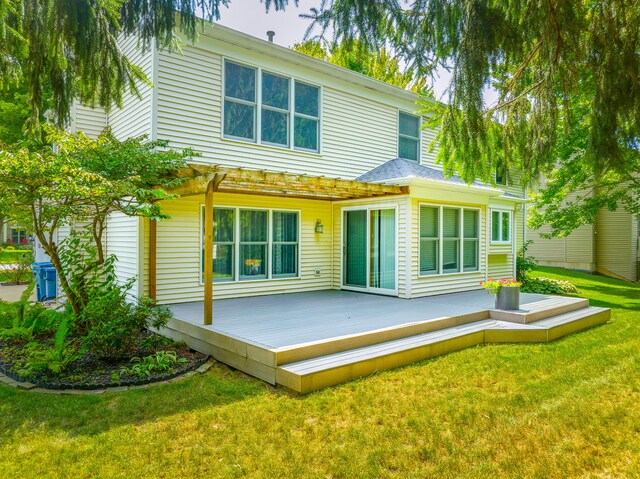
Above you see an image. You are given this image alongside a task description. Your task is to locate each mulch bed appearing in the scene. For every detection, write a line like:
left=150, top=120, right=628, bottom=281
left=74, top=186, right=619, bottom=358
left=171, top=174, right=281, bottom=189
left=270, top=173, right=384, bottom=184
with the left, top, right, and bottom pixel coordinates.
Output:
left=0, top=331, right=208, bottom=390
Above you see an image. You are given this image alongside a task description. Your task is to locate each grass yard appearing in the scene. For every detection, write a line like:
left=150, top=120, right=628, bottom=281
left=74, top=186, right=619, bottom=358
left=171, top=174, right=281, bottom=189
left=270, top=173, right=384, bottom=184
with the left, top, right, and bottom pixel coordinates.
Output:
left=1, top=268, right=639, bottom=478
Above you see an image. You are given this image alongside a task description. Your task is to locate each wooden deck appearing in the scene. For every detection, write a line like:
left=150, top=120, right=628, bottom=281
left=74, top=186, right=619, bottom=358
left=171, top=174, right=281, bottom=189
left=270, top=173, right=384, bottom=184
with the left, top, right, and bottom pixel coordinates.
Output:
left=162, top=290, right=610, bottom=393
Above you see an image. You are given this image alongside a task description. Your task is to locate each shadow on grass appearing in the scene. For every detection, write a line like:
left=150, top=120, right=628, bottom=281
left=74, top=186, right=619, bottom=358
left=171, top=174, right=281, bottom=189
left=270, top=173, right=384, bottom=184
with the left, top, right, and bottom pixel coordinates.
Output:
left=0, top=362, right=274, bottom=439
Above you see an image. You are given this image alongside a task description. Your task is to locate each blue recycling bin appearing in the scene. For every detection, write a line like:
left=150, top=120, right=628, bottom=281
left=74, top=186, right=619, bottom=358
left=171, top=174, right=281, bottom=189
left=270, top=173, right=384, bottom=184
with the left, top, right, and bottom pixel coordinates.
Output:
left=32, top=262, right=53, bottom=302
left=43, top=266, right=57, bottom=300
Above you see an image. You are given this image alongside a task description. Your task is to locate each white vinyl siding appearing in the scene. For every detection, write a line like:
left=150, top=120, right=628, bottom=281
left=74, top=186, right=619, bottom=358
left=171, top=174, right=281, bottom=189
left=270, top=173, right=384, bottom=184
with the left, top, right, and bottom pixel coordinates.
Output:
left=105, top=212, right=140, bottom=298
left=108, top=35, right=154, bottom=140
left=155, top=41, right=434, bottom=179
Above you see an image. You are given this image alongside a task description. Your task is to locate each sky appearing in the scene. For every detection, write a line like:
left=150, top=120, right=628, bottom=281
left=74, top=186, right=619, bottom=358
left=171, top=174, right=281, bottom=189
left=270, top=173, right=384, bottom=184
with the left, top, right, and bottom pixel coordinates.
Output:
left=216, top=0, right=455, bottom=102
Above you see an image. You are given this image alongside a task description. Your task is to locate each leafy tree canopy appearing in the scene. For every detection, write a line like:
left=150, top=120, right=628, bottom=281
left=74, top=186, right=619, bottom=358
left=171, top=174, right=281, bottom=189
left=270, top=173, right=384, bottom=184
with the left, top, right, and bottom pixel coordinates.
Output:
left=3, top=0, right=638, bottom=234
left=0, top=128, right=194, bottom=315
left=293, top=39, right=433, bottom=96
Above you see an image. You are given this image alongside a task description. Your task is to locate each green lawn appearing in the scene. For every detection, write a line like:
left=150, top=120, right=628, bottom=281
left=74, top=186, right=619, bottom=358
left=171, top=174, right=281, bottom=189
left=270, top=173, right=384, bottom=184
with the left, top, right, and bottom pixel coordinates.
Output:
left=1, top=268, right=639, bottom=478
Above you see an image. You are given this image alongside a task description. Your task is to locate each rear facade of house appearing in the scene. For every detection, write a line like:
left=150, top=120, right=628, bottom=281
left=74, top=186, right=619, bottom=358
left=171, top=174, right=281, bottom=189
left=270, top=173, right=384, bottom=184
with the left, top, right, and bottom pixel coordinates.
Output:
left=69, top=24, right=526, bottom=305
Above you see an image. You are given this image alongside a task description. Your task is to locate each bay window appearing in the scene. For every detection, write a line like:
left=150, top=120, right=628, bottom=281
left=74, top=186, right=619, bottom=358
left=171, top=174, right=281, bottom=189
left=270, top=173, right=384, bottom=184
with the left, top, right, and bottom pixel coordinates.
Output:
left=491, top=210, right=511, bottom=243
left=419, top=205, right=479, bottom=275
left=203, top=207, right=299, bottom=282
left=224, top=60, right=320, bottom=152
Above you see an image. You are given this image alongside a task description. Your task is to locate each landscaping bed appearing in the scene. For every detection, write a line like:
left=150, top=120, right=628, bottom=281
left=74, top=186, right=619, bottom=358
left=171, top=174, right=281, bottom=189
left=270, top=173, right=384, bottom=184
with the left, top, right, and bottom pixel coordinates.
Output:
left=0, top=330, right=207, bottom=390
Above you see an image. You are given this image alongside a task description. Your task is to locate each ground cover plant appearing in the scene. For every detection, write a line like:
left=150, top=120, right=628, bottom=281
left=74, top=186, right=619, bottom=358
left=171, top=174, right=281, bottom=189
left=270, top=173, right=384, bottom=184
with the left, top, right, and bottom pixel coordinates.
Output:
left=0, top=267, right=637, bottom=478
left=0, top=276, right=205, bottom=388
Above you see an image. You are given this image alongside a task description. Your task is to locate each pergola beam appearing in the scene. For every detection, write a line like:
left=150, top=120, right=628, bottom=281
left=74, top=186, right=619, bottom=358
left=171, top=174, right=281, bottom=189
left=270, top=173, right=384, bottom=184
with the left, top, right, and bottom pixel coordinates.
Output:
left=170, top=165, right=407, bottom=200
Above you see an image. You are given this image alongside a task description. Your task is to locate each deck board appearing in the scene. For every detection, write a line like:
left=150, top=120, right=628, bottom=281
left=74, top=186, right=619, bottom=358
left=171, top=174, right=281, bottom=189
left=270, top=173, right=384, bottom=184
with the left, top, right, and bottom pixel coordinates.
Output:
left=168, top=290, right=566, bottom=349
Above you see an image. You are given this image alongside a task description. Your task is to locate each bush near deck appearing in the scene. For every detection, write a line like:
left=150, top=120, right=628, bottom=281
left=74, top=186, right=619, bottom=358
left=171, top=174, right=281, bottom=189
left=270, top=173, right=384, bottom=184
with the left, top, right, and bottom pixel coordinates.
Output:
left=1, top=267, right=638, bottom=479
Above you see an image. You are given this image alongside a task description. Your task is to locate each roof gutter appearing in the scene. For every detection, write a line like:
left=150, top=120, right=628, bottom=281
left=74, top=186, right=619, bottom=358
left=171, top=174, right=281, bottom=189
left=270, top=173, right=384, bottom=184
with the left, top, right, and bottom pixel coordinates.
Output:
left=370, top=176, right=506, bottom=197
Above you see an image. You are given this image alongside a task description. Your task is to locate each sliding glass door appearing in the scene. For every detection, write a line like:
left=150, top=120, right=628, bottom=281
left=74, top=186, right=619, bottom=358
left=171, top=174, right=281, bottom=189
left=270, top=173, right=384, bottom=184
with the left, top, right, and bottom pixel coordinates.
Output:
left=343, top=207, right=397, bottom=294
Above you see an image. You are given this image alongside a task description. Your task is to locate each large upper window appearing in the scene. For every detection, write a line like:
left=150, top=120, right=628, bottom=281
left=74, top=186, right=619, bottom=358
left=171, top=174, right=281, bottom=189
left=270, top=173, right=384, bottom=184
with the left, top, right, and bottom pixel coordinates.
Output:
left=398, top=112, right=420, bottom=161
left=203, top=207, right=299, bottom=283
left=491, top=210, right=511, bottom=243
left=224, top=60, right=320, bottom=152
left=420, top=205, right=479, bottom=275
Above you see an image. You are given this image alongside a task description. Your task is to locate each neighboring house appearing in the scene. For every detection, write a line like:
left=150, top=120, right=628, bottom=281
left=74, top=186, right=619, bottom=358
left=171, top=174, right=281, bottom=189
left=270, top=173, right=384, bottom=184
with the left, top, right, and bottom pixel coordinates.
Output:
left=527, top=205, right=638, bottom=282
left=68, top=23, right=526, bottom=306
left=0, top=222, right=28, bottom=246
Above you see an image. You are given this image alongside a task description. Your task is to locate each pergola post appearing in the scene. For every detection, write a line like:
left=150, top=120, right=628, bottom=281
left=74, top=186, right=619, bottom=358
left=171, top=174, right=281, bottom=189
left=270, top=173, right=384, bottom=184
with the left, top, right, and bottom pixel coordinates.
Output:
left=203, top=174, right=225, bottom=326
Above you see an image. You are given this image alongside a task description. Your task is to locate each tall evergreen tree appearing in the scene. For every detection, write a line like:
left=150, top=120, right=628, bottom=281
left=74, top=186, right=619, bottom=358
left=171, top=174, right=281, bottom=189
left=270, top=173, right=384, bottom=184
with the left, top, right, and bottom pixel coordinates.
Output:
left=305, top=0, right=640, bottom=234
left=0, top=0, right=292, bottom=129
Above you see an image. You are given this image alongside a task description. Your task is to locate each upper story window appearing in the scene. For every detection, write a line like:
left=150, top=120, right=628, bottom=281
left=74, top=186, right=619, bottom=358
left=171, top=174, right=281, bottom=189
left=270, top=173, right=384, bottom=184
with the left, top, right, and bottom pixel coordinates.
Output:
left=398, top=112, right=420, bottom=162
left=495, top=166, right=507, bottom=186
left=491, top=210, right=511, bottom=243
left=223, top=60, right=320, bottom=153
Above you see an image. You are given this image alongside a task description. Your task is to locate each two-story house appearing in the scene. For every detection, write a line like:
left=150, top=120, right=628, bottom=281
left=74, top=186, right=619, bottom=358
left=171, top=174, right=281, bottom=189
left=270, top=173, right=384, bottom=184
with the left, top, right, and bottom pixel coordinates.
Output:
left=66, top=24, right=609, bottom=392
left=71, top=23, right=526, bottom=304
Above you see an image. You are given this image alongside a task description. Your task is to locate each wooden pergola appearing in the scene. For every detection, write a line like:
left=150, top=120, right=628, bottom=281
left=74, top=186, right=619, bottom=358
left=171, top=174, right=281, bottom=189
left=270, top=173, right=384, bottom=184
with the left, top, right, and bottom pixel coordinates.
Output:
left=150, top=165, right=408, bottom=325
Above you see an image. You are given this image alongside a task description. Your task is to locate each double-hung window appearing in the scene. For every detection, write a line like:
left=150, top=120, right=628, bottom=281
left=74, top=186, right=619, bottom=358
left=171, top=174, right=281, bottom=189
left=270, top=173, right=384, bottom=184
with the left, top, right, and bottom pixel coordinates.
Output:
left=224, top=60, right=320, bottom=152
left=398, top=112, right=420, bottom=161
left=224, top=62, right=257, bottom=141
left=491, top=210, right=511, bottom=243
left=203, top=207, right=299, bottom=282
left=419, top=206, right=439, bottom=275
left=293, top=81, right=319, bottom=151
left=495, top=166, right=507, bottom=186
left=419, top=205, right=479, bottom=275
left=261, top=72, right=290, bottom=147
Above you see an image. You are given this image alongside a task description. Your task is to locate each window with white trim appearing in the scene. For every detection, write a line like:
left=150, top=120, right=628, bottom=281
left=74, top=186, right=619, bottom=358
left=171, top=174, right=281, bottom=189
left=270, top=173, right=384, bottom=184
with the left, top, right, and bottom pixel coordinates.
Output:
left=491, top=210, right=511, bottom=243
left=419, top=205, right=479, bottom=275
left=202, top=207, right=299, bottom=282
left=398, top=112, right=420, bottom=161
left=495, top=166, right=507, bottom=186
left=223, top=60, right=320, bottom=152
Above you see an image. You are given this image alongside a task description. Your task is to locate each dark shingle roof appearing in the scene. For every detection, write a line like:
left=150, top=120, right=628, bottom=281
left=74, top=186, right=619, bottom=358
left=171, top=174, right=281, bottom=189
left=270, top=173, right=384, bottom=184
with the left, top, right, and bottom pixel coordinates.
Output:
left=356, top=158, right=489, bottom=188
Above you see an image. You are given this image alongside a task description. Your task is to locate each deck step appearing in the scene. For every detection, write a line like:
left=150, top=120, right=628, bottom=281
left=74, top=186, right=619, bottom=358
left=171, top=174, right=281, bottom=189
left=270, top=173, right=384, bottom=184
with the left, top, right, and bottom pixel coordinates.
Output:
left=489, top=296, right=589, bottom=324
left=485, top=306, right=610, bottom=342
left=276, top=306, right=610, bottom=393
left=276, top=321, right=492, bottom=393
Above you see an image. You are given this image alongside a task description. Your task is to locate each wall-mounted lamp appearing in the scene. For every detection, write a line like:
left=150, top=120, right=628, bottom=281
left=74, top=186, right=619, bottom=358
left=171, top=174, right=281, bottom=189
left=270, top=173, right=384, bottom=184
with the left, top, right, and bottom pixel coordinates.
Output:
left=315, top=219, right=324, bottom=234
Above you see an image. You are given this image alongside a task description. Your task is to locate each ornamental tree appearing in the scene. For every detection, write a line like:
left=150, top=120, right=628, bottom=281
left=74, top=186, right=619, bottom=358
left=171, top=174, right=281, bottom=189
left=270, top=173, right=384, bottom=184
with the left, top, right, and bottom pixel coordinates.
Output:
left=0, top=128, right=194, bottom=316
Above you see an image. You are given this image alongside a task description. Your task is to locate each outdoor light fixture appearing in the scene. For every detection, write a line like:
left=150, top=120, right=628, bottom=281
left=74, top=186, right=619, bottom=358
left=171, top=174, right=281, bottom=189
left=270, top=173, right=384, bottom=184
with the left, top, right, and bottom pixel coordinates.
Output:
left=315, top=219, right=324, bottom=234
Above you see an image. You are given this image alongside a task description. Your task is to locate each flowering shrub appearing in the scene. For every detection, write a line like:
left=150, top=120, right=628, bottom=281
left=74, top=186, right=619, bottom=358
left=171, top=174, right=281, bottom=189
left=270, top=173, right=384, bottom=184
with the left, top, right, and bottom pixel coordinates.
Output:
left=521, top=277, right=578, bottom=294
left=244, top=259, right=261, bottom=268
left=480, top=277, right=522, bottom=295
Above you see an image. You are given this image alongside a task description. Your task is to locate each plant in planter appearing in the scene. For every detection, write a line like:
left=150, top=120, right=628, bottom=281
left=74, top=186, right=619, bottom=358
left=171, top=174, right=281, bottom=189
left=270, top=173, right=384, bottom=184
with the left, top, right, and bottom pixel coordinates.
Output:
left=244, top=259, right=262, bottom=275
left=481, top=277, right=522, bottom=310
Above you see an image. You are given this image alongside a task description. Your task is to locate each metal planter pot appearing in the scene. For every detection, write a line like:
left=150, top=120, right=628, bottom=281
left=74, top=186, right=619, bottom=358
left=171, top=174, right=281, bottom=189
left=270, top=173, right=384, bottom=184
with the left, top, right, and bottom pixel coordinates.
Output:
left=495, top=286, right=520, bottom=310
